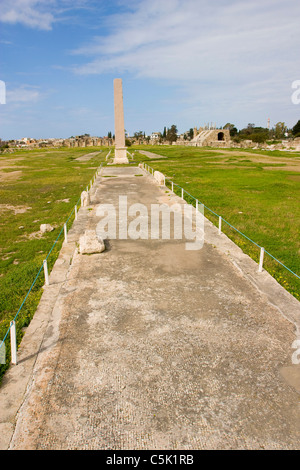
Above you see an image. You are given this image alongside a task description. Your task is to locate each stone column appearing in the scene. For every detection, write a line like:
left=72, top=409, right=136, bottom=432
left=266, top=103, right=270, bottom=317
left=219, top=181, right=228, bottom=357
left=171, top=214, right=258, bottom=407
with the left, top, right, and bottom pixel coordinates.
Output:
left=113, top=78, right=128, bottom=164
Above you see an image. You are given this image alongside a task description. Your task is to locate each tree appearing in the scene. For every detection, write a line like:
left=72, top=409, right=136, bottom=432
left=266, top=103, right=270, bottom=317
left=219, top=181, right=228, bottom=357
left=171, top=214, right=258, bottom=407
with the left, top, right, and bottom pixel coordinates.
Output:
left=244, top=123, right=255, bottom=135
left=292, top=120, right=300, bottom=137
left=237, top=124, right=270, bottom=143
left=134, top=131, right=144, bottom=139
left=108, top=131, right=112, bottom=139
left=274, top=122, right=287, bottom=139
left=166, top=125, right=178, bottom=143
left=223, top=123, right=238, bottom=137
left=163, top=127, right=167, bottom=139
left=188, top=128, right=194, bottom=140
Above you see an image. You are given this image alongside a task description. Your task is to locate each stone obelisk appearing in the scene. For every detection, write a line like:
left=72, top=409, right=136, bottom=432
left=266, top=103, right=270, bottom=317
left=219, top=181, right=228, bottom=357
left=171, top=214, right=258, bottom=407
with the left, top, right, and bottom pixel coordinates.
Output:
left=113, top=78, right=128, bottom=164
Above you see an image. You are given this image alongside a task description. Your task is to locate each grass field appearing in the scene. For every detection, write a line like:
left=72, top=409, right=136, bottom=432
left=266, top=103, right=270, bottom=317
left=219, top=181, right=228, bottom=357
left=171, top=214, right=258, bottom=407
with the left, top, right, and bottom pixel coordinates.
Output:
left=133, top=145, right=300, bottom=301
left=0, top=147, right=108, bottom=380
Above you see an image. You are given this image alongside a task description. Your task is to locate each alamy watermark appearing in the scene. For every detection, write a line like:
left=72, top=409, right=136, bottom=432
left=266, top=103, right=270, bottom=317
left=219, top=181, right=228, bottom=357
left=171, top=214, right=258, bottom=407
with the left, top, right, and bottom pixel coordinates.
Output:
left=95, top=196, right=204, bottom=251
left=0, top=80, right=6, bottom=105
left=291, top=80, right=300, bottom=105
left=292, top=339, right=300, bottom=365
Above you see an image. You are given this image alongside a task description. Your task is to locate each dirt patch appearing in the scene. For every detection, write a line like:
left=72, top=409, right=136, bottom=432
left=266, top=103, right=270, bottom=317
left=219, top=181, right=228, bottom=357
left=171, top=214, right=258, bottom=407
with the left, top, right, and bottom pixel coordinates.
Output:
left=0, top=157, right=25, bottom=168
left=0, top=204, right=31, bottom=214
left=0, top=170, right=23, bottom=182
left=209, top=149, right=300, bottom=164
left=208, top=164, right=255, bottom=170
left=27, top=231, right=44, bottom=240
left=211, top=149, right=300, bottom=159
left=263, top=166, right=300, bottom=172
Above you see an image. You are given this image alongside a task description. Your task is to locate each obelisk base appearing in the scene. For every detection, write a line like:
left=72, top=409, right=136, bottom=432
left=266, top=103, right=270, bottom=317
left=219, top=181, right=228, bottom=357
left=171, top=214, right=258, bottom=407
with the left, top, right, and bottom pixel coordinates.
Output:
left=113, top=147, right=129, bottom=164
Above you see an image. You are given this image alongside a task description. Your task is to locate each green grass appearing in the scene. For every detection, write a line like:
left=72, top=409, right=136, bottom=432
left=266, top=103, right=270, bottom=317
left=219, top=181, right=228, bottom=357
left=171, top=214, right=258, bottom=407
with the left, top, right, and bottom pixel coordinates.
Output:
left=134, top=145, right=300, bottom=301
left=0, top=147, right=108, bottom=381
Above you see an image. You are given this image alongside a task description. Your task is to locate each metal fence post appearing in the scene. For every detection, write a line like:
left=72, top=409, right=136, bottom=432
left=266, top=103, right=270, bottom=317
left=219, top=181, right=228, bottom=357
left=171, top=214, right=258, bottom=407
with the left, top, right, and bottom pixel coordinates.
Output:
left=219, top=216, right=222, bottom=235
left=171, top=182, right=174, bottom=193
left=43, top=259, right=49, bottom=286
left=75, top=204, right=78, bottom=221
left=258, top=247, right=265, bottom=272
left=10, top=321, right=17, bottom=365
left=181, top=188, right=184, bottom=199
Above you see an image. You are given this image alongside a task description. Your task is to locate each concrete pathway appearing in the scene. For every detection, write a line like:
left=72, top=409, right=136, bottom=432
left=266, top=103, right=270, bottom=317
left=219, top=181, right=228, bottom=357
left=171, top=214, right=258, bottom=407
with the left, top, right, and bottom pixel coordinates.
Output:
left=138, top=150, right=167, bottom=159
left=1, top=166, right=300, bottom=450
left=75, top=151, right=102, bottom=162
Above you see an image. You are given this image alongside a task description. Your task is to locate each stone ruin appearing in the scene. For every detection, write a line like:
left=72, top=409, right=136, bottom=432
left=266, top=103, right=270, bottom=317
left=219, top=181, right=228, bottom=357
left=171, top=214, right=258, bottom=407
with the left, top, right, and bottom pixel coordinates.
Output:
left=174, top=123, right=231, bottom=148
left=191, top=126, right=231, bottom=147
left=62, top=136, right=113, bottom=148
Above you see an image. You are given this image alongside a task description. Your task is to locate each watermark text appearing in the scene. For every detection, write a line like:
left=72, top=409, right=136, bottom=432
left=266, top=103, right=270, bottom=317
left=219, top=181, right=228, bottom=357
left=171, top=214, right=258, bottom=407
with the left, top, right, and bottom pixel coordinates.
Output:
left=291, top=80, right=300, bottom=104
left=96, top=196, right=204, bottom=251
left=0, top=80, right=6, bottom=105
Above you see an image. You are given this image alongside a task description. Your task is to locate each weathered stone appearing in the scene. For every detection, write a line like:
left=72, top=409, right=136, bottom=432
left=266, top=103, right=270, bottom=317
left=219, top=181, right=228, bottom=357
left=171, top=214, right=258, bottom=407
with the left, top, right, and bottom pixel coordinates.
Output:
left=81, top=191, right=90, bottom=207
left=79, top=230, right=105, bottom=254
left=40, top=224, right=54, bottom=233
left=154, top=170, right=165, bottom=185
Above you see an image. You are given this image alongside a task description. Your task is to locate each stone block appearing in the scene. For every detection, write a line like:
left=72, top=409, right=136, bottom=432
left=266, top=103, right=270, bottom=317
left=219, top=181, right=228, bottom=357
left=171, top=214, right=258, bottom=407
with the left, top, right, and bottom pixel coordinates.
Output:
left=40, top=224, right=54, bottom=233
left=81, top=191, right=90, bottom=207
left=154, top=171, right=165, bottom=185
left=79, top=230, right=105, bottom=254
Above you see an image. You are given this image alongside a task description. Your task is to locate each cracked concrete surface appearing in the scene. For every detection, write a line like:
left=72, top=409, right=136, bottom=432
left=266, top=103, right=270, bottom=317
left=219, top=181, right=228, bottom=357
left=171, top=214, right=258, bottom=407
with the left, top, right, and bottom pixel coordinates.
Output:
left=1, top=166, right=300, bottom=450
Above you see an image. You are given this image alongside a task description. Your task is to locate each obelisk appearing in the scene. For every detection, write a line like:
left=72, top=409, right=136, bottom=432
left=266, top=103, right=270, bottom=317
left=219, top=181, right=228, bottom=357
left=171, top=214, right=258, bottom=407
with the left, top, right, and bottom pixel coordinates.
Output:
left=113, top=78, right=128, bottom=164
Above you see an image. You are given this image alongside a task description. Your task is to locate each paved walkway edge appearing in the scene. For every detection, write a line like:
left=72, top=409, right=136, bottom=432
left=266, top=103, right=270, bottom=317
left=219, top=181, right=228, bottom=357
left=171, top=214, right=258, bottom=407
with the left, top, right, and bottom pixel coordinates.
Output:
left=0, top=203, right=90, bottom=450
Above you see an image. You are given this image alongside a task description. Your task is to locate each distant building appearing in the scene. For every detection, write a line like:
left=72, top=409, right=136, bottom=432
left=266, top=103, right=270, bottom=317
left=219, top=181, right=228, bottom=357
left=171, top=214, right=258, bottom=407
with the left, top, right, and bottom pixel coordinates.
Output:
left=150, top=132, right=161, bottom=143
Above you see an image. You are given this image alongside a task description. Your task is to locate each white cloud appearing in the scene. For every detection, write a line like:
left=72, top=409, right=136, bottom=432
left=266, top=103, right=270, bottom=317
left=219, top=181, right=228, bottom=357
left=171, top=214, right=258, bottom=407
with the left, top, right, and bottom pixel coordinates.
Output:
left=0, top=0, right=90, bottom=30
left=6, top=85, right=42, bottom=103
left=72, top=0, right=300, bottom=85
left=69, top=0, right=300, bottom=127
left=0, top=0, right=55, bottom=30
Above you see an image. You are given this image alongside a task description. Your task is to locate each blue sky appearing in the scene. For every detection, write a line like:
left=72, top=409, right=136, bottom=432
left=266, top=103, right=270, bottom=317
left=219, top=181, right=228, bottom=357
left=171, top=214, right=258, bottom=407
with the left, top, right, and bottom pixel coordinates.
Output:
left=0, top=0, right=300, bottom=140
